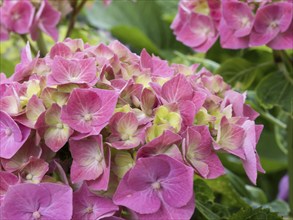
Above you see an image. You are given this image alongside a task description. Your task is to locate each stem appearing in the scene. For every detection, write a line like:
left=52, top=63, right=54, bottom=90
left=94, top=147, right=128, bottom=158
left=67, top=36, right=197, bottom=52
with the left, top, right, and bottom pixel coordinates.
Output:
left=288, top=117, right=293, bottom=217
left=273, top=51, right=293, bottom=85
left=19, top=35, right=38, bottom=56
left=65, top=0, right=87, bottom=39
left=36, top=32, right=47, bottom=57
left=260, top=111, right=287, bottom=129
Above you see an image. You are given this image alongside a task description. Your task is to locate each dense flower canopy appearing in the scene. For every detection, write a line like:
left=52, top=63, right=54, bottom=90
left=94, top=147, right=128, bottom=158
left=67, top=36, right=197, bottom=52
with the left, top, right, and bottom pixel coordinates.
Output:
left=0, top=38, right=264, bottom=219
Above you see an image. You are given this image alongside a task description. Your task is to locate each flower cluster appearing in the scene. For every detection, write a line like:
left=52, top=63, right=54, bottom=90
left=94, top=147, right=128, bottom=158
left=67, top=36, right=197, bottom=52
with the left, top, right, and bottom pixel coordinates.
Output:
left=171, top=0, right=293, bottom=52
left=0, top=0, right=72, bottom=42
left=0, top=39, right=264, bottom=219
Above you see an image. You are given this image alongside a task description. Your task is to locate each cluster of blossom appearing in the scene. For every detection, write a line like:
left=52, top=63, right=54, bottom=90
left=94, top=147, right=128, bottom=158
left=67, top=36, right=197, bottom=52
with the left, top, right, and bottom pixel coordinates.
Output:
left=171, top=0, right=293, bottom=52
left=0, top=0, right=72, bottom=42
left=0, top=39, right=264, bottom=219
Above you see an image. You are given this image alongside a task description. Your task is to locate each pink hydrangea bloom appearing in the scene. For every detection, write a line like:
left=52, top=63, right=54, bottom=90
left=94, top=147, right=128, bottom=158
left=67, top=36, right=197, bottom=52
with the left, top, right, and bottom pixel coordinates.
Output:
left=171, top=0, right=221, bottom=52
left=0, top=111, right=30, bottom=159
left=250, top=1, right=292, bottom=46
left=137, top=130, right=183, bottom=162
left=36, top=104, right=73, bottom=152
left=61, top=88, right=118, bottom=134
left=108, top=112, right=149, bottom=149
left=1, top=183, right=73, bottom=220
left=172, top=0, right=293, bottom=50
left=47, top=56, right=98, bottom=86
left=69, top=135, right=111, bottom=190
left=73, top=183, right=118, bottom=220
left=0, top=0, right=35, bottom=35
left=0, top=171, right=18, bottom=205
left=30, top=0, right=61, bottom=41
left=182, top=126, right=225, bottom=179
left=113, top=155, right=195, bottom=219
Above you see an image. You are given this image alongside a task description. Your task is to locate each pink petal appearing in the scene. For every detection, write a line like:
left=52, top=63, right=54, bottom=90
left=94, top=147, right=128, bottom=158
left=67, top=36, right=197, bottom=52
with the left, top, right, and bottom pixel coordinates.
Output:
left=161, top=74, right=193, bottom=103
left=69, top=135, right=106, bottom=183
left=2, top=183, right=73, bottom=219
left=222, top=2, right=254, bottom=37
left=113, top=172, right=161, bottom=214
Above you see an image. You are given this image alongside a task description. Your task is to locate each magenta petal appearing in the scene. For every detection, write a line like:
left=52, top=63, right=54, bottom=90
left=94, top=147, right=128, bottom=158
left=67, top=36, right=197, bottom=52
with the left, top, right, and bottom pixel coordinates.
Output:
left=0, top=171, right=18, bottom=205
left=2, top=183, right=73, bottom=220
left=0, top=111, right=30, bottom=159
left=113, top=172, right=161, bottom=214
left=222, top=2, right=254, bottom=37
left=160, top=158, right=194, bottom=208
left=137, top=130, right=182, bottom=162
left=48, top=56, right=97, bottom=86
left=7, top=1, right=35, bottom=34
left=267, top=20, right=293, bottom=50
left=219, top=20, right=249, bottom=49
left=61, top=88, right=118, bottom=134
left=69, top=135, right=106, bottom=183
left=136, top=194, right=195, bottom=220
left=73, top=183, right=118, bottom=220
left=161, top=74, right=193, bottom=103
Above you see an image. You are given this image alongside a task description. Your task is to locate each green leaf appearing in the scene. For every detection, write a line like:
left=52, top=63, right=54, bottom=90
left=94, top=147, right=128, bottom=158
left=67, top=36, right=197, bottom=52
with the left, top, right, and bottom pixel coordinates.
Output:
left=193, top=179, right=229, bottom=220
left=204, top=175, right=249, bottom=208
left=256, top=71, right=293, bottom=114
left=245, top=185, right=268, bottom=205
left=262, top=200, right=290, bottom=217
left=0, top=58, right=15, bottom=77
left=229, top=207, right=282, bottom=220
left=257, top=130, right=287, bottom=173
left=84, top=0, right=189, bottom=57
left=216, top=58, right=272, bottom=90
left=111, top=26, right=159, bottom=54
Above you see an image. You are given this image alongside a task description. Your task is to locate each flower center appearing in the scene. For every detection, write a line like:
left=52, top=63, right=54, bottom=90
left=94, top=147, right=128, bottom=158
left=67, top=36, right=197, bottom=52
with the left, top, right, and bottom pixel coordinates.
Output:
left=83, top=113, right=93, bottom=121
left=151, top=181, right=161, bottom=190
left=5, top=128, right=12, bottom=136
left=26, top=173, right=33, bottom=180
left=56, top=123, right=64, bottom=129
left=241, top=17, right=250, bottom=27
left=32, top=211, right=41, bottom=219
left=12, top=13, right=20, bottom=21
left=85, top=206, right=93, bottom=213
left=95, top=154, right=103, bottom=163
left=270, top=21, right=278, bottom=29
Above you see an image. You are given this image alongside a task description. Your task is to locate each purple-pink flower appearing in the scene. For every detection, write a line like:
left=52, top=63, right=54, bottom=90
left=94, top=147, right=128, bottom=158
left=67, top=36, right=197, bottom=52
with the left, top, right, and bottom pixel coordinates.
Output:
left=113, top=155, right=195, bottom=219
left=1, top=183, right=73, bottom=220
left=182, top=126, right=225, bottom=179
left=73, top=183, right=118, bottom=220
left=30, top=0, right=61, bottom=41
left=172, top=0, right=293, bottom=51
left=0, top=111, right=30, bottom=159
left=0, top=38, right=265, bottom=219
left=61, top=88, right=118, bottom=135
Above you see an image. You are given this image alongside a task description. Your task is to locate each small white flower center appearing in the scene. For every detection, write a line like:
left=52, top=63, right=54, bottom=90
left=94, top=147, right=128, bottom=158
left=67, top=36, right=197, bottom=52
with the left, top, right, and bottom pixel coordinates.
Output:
left=5, top=128, right=12, bottom=136
left=12, top=13, right=20, bottom=21
left=26, top=173, right=33, bottom=180
left=270, top=21, right=278, bottom=29
left=56, top=123, right=64, bottom=129
left=95, top=154, right=103, bottom=163
left=32, top=211, right=41, bottom=219
left=151, top=181, right=161, bottom=190
left=83, top=113, right=92, bottom=121
left=85, top=206, right=93, bottom=213
left=241, top=17, right=250, bottom=27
